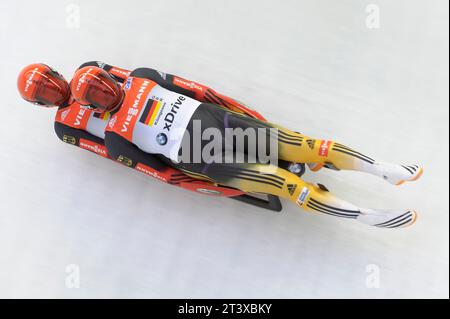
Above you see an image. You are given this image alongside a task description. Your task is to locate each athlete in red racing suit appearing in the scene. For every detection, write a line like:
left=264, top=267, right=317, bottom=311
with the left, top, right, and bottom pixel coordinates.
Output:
left=18, top=61, right=263, bottom=187
left=17, top=62, right=423, bottom=228
left=71, top=65, right=423, bottom=229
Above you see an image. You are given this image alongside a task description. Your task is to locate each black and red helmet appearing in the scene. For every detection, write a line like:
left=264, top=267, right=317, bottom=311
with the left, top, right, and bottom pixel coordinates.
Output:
left=17, top=63, right=70, bottom=107
left=71, top=66, right=124, bottom=113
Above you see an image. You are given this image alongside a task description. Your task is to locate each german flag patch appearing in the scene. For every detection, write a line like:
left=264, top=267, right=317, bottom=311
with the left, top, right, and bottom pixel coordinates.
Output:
left=139, top=99, right=162, bottom=127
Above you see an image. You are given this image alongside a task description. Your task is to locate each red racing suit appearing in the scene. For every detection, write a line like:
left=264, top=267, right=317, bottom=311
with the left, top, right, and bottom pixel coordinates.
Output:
left=55, top=61, right=257, bottom=184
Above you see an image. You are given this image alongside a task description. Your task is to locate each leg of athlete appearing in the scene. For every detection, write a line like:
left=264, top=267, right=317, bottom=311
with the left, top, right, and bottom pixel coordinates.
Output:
left=226, top=112, right=423, bottom=186
left=179, top=162, right=417, bottom=228
left=174, top=104, right=419, bottom=228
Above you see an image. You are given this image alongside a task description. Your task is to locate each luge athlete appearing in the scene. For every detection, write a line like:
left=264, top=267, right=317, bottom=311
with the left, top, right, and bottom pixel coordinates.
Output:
left=17, top=63, right=423, bottom=228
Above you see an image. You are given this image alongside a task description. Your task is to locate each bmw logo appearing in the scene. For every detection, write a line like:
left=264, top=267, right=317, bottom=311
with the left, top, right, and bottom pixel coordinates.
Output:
left=156, top=133, right=168, bottom=145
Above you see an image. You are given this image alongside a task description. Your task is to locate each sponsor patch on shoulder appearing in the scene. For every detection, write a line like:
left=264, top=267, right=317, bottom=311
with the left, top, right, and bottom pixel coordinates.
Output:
left=61, top=109, right=70, bottom=121
left=296, top=186, right=310, bottom=206
left=124, top=77, right=133, bottom=90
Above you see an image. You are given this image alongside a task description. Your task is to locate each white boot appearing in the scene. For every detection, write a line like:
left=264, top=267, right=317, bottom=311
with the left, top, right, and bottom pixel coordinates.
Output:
left=357, top=209, right=417, bottom=228
left=372, top=162, right=423, bottom=185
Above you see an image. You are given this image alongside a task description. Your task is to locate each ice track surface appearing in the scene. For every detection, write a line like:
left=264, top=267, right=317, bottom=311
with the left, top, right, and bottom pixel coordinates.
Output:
left=0, top=0, right=448, bottom=298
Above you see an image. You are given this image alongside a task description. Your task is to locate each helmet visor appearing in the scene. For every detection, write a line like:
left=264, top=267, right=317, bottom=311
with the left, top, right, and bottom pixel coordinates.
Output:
left=84, top=73, right=121, bottom=112
left=34, top=72, right=69, bottom=106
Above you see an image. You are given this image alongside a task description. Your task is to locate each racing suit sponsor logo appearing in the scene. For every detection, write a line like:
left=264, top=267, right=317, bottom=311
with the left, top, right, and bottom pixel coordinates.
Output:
left=173, top=77, right=203, bottom=93
left=121, top=80, right=150, bottom=133
left=124, top=84, right=201, bottom=162
left=135, top=163, right=167, bottom=182
left=307, top=139, right=315, bottom=150
left=319, top=140, right=332, bottom=157
left=287, top=184, right=297, bottom=196
left=24, top=67, right=39, bottom=92
left=296, top=186, right=310, bottom=206
left=75, top=67, right=94, bottom=92
left=156, top=133, right=168, bottom=145
left=124, top=77, right=133, bottom=91
left=111, top=67, right=129, bottom=77
left=74, top=107, right=87, bottom=126
left=163, top=96, right=185, bottom=131
left=61, top=109, right=70, bottom=121
left=79, top=138, right=108, bottom=157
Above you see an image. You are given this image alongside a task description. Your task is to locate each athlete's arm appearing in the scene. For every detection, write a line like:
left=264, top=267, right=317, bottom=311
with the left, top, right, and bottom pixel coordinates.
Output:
left=130, top=68, right=263, bottom=118
left=78, top=61, right=131, bottom=83
left=104, top=131, right=167, bottom=171
left=54, top=120, right=109, bottom=158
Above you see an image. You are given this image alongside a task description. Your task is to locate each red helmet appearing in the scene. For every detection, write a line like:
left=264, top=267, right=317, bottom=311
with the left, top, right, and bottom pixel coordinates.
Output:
left=71, top=66, right=124, bottom=112
left=17, top=63, right=70, bottom=107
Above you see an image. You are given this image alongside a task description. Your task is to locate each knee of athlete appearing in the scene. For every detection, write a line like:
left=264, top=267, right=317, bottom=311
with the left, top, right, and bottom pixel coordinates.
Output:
left=309, top=139, right=357, bottom=167
left=287, top=181, right=319, bottom=203
left=308, top=139, right=333, bottom=156
left=288, top=137, right=335, bottom=164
